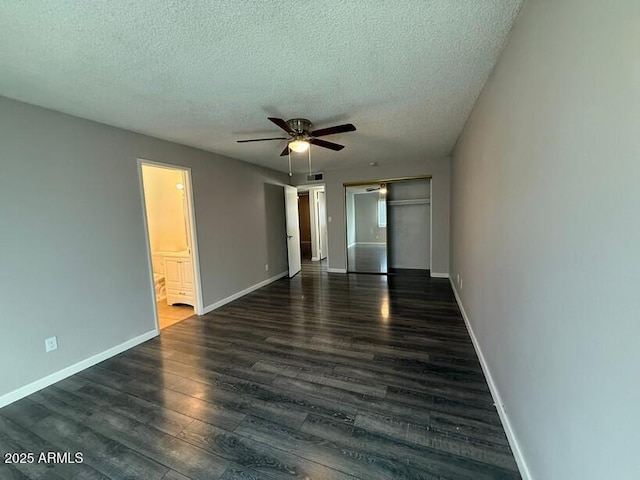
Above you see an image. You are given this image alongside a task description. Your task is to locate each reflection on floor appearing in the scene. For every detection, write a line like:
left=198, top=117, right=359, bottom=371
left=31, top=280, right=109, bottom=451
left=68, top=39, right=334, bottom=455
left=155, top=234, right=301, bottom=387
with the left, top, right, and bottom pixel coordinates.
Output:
left=157, top=301, right=193, bottom=329
left=348, top=243, right=387, bottom=273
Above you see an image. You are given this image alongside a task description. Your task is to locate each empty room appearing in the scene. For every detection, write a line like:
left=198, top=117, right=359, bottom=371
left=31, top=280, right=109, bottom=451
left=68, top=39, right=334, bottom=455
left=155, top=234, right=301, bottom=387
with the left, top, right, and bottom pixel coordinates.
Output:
left=0, top=1, right=638, bottom=479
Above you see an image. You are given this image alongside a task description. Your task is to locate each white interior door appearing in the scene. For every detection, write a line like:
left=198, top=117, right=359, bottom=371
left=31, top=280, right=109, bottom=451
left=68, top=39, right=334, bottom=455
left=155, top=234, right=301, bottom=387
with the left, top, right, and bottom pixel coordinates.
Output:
left=284, top=185, right=302, bottom=277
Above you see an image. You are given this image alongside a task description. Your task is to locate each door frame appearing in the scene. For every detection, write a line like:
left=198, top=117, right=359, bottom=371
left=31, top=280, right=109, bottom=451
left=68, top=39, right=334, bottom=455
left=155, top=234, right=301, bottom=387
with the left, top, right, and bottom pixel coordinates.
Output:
left=137, top=158, right=205, bottom=332
left=297, top=184, right=327, bottom=262
left=315, top=189, right=328, bottom=261
left=343, top=175, right=432, bottom=274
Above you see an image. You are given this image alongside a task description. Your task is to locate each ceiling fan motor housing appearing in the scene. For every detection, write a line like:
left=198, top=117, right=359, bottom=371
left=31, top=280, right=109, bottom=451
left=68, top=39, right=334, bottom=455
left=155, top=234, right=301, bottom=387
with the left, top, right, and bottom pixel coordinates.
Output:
left=287, top=118, right=313, bottom=135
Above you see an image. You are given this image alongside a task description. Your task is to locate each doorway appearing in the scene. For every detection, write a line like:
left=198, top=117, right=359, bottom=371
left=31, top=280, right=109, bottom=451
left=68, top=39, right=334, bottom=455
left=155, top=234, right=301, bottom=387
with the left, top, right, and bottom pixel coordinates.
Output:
left=139, top=160, right=202, bottom=329
left=296, top=185, right=328, bottom=264
left=298, top=192, right=312, bottom=260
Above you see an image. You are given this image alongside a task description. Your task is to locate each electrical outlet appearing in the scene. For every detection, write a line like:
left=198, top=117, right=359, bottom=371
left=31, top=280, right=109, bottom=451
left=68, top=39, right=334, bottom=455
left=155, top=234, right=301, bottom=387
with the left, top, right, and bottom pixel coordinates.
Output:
left=265, top=264, right=269, bottom=271
left=45, top=336, right=58, bottom=352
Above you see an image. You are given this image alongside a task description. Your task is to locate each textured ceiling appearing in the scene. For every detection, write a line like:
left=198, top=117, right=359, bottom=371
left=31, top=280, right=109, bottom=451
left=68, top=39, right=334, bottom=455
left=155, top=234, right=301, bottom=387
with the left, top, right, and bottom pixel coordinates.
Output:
left=0, top=1, right=522, bottom=173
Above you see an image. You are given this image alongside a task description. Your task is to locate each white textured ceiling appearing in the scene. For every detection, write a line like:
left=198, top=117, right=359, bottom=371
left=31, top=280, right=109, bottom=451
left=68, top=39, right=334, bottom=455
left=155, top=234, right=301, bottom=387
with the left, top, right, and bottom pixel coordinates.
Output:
left=0, top=1, right=522, bottom=173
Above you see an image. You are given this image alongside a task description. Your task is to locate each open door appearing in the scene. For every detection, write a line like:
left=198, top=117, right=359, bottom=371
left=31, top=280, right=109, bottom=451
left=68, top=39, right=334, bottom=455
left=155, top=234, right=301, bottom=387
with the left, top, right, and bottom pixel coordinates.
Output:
left=284, top=185, right=302, bottom=277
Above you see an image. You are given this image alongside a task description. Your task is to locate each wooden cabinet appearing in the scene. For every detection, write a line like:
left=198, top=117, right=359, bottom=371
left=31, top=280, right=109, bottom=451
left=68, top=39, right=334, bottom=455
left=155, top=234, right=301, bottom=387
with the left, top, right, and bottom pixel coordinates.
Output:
left=164, top=255, right=195, bottom=307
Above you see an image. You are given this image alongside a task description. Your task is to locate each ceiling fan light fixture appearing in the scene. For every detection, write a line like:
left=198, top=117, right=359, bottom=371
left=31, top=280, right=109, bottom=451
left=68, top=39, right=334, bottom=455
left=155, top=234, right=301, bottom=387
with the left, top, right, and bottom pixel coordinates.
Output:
left=289, top=139, right=310, bottom=153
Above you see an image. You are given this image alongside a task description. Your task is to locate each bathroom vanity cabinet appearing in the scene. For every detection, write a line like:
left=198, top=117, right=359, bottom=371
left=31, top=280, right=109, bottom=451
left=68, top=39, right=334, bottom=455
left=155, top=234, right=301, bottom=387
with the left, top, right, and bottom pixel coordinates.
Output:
left=164, top=254, right=195, bottom=307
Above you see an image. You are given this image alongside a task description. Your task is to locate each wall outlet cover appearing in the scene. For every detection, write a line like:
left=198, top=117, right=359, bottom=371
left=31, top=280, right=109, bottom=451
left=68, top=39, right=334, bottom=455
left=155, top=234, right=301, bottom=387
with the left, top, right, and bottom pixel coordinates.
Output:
left=45, top=336, right=58, bottom=352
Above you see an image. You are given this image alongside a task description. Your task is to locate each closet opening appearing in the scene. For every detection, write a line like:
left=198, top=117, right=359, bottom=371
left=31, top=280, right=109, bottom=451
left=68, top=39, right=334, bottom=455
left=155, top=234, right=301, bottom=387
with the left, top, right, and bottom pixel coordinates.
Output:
left=345, top=176, right=431, bottom=275
left=138, top=160, right=202, bottom=330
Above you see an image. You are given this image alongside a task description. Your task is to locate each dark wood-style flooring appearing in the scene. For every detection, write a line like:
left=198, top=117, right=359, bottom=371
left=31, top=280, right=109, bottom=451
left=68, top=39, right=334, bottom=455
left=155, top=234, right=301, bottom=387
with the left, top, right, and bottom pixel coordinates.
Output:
left=0, top=261, right=520, bottom=479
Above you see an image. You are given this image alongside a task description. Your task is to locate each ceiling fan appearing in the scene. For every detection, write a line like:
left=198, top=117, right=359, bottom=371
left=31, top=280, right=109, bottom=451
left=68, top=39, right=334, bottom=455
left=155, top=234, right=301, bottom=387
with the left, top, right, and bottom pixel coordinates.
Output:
left=237, top=117, right=356, bottom=156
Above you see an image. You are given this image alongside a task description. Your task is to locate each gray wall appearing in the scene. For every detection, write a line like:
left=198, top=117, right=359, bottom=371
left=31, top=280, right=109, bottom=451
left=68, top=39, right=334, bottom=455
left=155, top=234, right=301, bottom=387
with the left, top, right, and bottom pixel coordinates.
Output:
left=354, top=192, right=386, bottom=243
left=450, top=1, right=640, bottom=479
left=295, top=157, right=449, bottom=273
left=0, top=97, right=288, bottom=400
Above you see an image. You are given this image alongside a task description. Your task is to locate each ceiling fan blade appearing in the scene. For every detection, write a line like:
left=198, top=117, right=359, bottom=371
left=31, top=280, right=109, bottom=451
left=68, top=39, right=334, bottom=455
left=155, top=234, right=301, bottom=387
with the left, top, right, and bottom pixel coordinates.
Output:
left=237, top=137, right=288, bottom=143
left=310, top=123, right=356, bottom=137
left=279, top=145, right=291, bottom=157
left=268, top=117, right=295, bottom=134
left=310, top=138, right=345, bottom=151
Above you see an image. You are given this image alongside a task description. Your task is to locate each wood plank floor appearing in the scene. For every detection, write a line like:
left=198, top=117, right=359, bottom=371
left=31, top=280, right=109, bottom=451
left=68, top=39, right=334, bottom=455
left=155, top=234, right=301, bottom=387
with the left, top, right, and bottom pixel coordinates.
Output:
left=0, top=261, right=520, bottom=479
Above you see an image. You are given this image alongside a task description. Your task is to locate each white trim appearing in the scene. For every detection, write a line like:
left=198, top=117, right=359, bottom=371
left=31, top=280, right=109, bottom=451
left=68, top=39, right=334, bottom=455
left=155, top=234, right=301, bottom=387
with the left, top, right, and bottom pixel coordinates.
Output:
left=0, top=330, right=158, bottom=409
left=202, top=271, right=288, bottom=314
left=311, top=256, right=320, bottom=261
left=449, top=279, right=533, bottom=480
left=354, top=242, right=386, bottom=245
left=430, top=272, right=449, bottom=278
left=387, top=198, right=431, bottom=206
left=328, top=268, right=347, bottom=273
left=347, top=242, right=357, bottom=248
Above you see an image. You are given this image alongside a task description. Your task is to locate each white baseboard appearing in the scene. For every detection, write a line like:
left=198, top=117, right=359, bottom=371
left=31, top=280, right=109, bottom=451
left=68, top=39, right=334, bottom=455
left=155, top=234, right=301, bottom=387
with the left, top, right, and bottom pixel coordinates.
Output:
left=430, top=272, right=449, bottom=278
left=347, top=242, right=356, bottom=248
left=355, top=242, right=386, bottom=245
left=202, top=271, right=288, bottom=314
left=449, top=279, right=532, bottom=480
left=0, top=329, right=158, bottom=409
left=328, top=268, right=347, bottom=273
